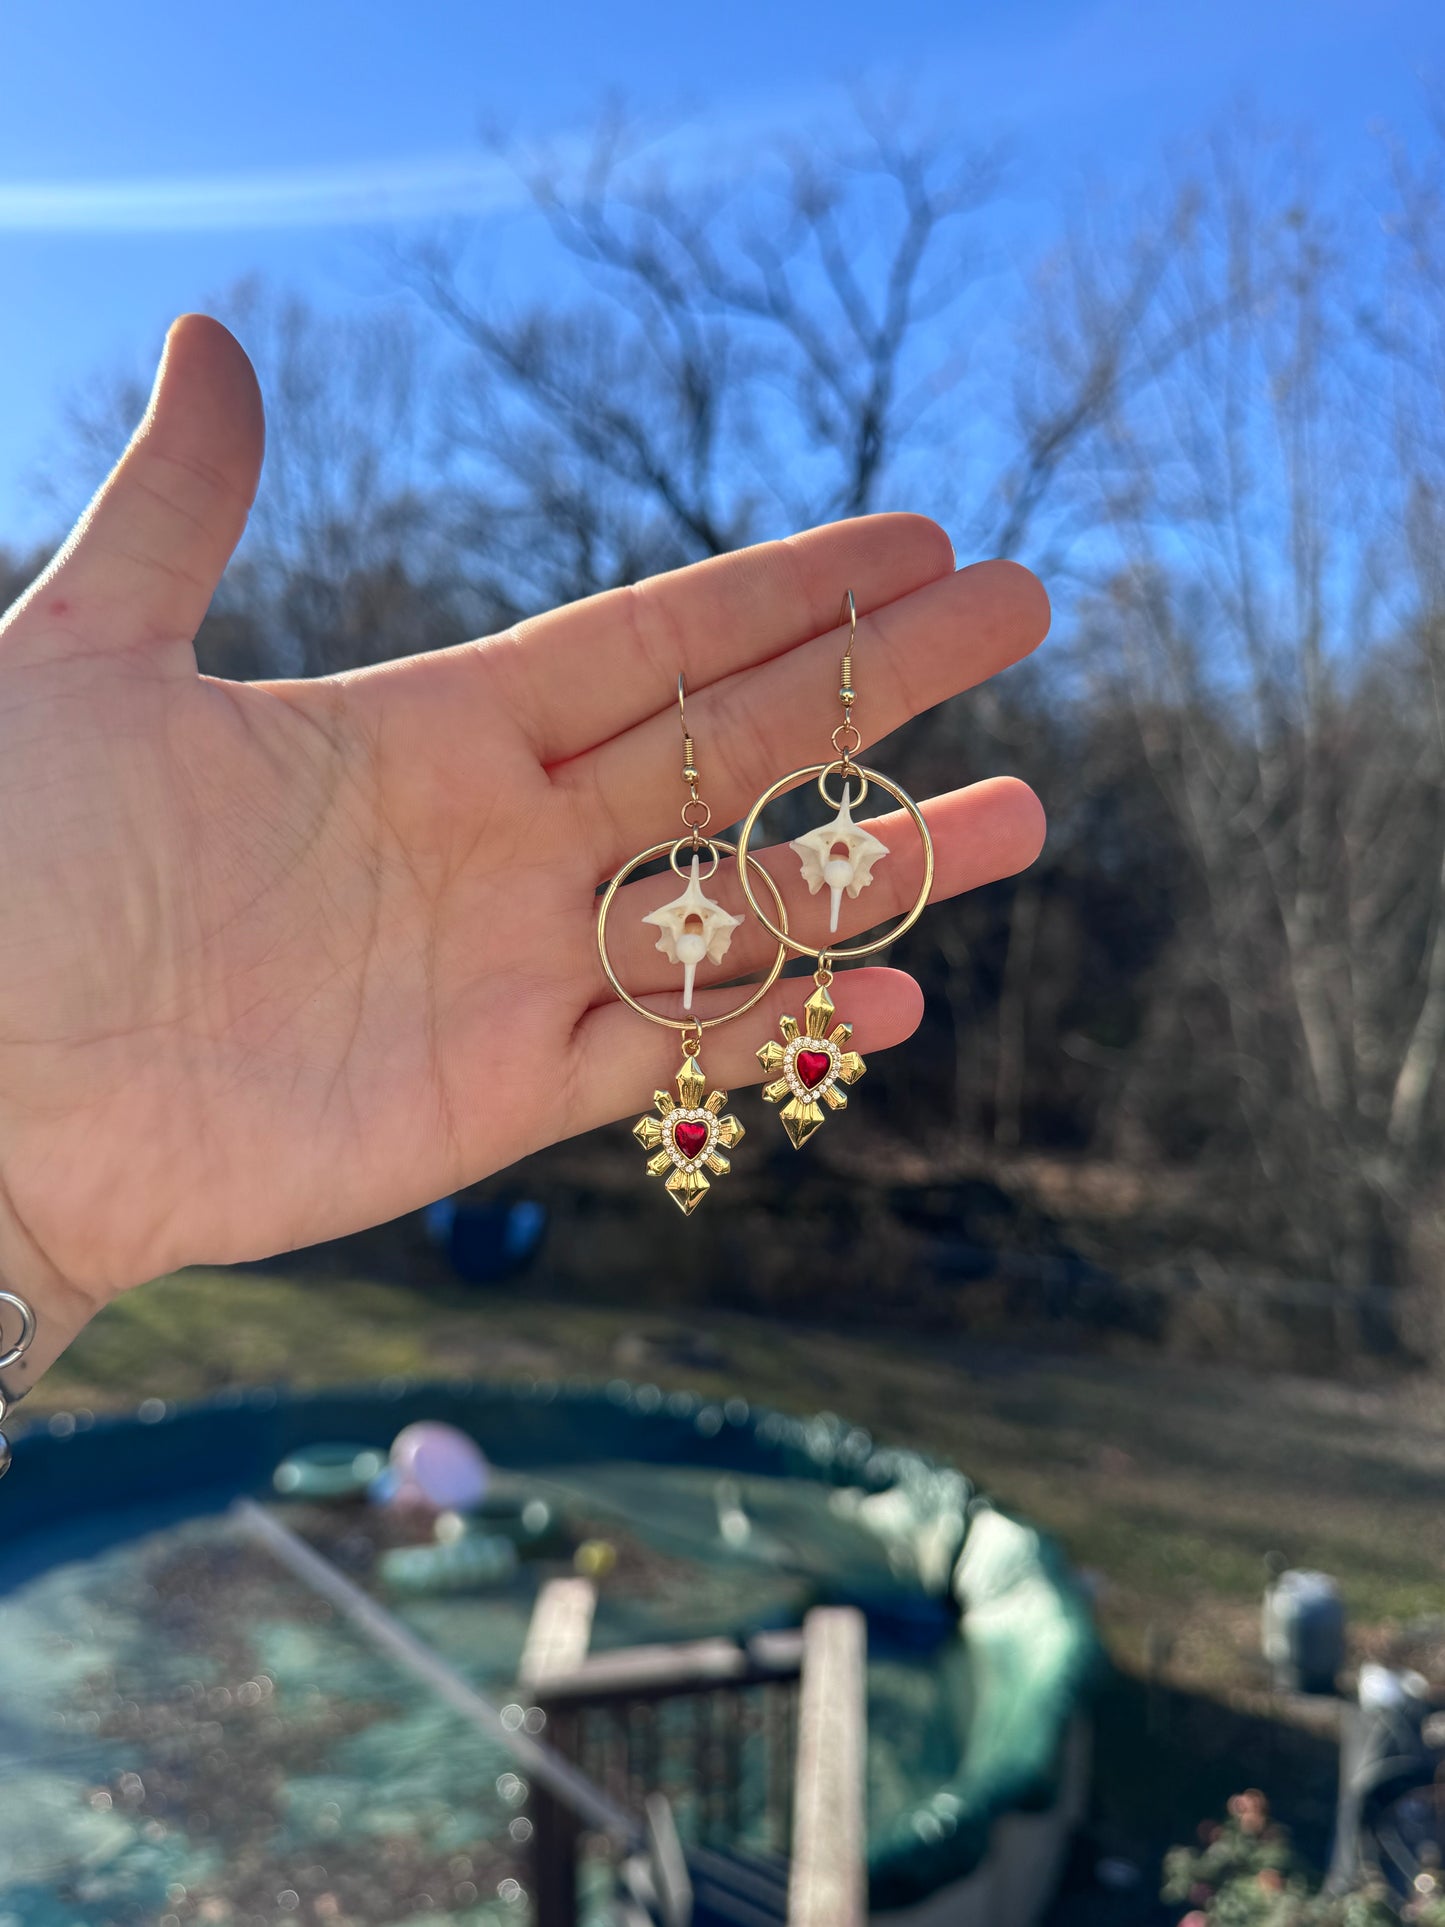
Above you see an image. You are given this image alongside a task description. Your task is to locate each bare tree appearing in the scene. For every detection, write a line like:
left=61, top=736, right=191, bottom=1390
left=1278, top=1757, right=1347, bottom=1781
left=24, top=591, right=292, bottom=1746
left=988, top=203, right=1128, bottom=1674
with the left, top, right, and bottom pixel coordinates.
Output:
left=395, top=109, right=1004, bottom=606
left=1057, top=136, right=1445, bottom=1290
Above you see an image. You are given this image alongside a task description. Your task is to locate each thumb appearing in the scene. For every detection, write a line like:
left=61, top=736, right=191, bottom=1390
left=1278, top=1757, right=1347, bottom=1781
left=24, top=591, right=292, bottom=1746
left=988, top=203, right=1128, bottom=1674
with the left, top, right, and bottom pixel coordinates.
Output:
left=4, top=314, right=264, bottom=658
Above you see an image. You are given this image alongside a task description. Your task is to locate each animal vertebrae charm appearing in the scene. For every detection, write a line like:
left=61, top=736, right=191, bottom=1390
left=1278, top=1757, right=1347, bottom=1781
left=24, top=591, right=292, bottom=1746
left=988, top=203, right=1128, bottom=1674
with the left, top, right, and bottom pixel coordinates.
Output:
left=789, top=782, right=889, bottom=934
left=642, top=852, right=743, bottom=1010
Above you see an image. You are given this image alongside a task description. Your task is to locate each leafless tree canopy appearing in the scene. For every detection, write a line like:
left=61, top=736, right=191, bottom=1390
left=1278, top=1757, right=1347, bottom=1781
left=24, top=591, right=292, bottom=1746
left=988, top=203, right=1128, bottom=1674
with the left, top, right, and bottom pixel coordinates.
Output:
left=393, top=112, right=1000, bottom=607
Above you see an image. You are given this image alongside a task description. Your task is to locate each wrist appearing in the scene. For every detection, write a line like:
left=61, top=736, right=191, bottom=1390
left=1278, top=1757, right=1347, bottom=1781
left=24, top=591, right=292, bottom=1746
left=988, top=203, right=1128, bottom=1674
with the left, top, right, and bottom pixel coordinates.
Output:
left=0, top=1241, right=107, bottom=1422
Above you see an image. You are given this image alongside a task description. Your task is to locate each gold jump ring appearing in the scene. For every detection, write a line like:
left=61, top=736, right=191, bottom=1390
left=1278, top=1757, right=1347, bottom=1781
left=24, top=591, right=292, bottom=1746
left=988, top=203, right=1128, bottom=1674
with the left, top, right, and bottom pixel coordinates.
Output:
left=817, top=760, right=871, bottom=810
left=668, top=837, right=721, bottom=882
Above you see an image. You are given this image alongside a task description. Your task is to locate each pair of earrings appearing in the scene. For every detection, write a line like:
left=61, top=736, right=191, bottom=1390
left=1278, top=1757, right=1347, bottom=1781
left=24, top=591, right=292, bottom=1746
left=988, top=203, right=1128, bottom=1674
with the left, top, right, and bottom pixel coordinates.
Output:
left=596, top=591, right=934, bottom=1214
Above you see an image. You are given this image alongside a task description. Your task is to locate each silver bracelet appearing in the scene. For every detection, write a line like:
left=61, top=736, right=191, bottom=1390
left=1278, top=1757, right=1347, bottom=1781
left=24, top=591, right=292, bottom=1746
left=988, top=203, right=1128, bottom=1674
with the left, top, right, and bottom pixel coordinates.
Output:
left=0, top=1288, right=38, bottom=1480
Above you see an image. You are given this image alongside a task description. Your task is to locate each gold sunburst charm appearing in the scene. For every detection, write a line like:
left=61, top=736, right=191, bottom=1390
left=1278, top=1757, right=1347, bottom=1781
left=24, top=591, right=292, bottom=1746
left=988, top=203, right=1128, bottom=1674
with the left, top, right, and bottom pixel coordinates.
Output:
left=756, top=979, right=866, bottom=1149
left=631, top=1046, right=746, bottom=1214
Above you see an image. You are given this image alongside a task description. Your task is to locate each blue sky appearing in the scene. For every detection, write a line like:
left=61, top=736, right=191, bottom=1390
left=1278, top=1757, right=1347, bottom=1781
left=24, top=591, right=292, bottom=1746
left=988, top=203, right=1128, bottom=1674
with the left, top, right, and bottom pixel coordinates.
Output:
left=0, top=0, right=1440, bottom=546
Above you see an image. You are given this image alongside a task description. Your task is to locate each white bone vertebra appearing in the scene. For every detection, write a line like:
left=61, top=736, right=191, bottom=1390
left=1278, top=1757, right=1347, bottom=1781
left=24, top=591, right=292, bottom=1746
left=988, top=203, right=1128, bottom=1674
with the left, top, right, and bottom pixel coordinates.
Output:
left=642, top=855, right=745, bottom=1008
left=789, top=784, right=890, bottom=933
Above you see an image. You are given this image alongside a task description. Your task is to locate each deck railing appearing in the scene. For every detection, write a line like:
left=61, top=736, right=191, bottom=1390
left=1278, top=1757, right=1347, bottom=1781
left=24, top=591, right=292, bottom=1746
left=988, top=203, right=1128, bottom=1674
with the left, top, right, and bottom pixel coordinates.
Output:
left=520, top=1578, right=865, bottom=1927
left=235, top=1508, right=866, bottom=1927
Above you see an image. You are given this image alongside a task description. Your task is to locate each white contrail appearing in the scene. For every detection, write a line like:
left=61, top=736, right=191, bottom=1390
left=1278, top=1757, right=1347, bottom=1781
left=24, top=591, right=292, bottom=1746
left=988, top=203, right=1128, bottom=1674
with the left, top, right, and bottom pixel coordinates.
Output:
left=0, top=150, right=552, bottom=233
left=0, top=104, right=796, bottom=235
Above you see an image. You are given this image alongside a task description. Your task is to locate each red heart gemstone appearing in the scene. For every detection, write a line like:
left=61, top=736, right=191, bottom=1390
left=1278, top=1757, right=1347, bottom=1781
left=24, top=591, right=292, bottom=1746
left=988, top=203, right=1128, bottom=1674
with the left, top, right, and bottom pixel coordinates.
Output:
left=673, top=1119, right=710, bottom=1161
left=795, top=1049, right=832, bottom=1090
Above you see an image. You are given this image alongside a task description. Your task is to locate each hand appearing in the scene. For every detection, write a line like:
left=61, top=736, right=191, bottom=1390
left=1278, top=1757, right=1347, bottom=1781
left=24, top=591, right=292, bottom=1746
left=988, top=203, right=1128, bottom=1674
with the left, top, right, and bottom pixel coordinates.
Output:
left=0, top=315, right=1047, bottom=1331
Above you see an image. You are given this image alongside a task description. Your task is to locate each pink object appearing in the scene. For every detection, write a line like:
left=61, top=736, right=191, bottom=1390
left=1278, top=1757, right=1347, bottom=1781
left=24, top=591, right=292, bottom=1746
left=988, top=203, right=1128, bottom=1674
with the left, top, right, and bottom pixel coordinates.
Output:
left=388, top=1422, right=490, bottom=1512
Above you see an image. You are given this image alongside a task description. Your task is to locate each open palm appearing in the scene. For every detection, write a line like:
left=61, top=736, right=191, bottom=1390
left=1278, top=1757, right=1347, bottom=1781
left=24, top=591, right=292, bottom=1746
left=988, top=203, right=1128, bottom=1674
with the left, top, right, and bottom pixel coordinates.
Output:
left=0, top=316, right=1048, bottom=1332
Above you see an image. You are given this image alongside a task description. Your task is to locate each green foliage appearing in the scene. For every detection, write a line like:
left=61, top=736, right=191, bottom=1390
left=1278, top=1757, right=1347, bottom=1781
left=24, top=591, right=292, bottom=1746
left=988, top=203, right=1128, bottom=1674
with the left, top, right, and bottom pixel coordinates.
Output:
left=1163, top=1792, right=1445, bottom=1925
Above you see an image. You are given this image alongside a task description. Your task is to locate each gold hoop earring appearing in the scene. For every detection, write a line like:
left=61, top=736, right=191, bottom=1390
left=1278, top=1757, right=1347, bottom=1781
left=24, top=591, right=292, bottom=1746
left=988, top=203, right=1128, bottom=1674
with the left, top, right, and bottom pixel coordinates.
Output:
left=596, top=675, right=791, bottom=1213
left=735, top=591, right=935, bottom=1149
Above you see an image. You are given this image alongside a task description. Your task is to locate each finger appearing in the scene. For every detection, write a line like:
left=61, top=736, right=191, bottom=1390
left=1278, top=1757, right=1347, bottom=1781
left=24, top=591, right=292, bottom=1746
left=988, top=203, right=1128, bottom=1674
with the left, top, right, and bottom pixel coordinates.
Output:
left=560, top=558, right=1049, bottom=871
left=597, top=777, right=1044, bottom=999
left=568, top=965, right=924, bottom=1134
left=1, top=315, right=263, bottom=660
left=434, top=513, right=954, bottom=763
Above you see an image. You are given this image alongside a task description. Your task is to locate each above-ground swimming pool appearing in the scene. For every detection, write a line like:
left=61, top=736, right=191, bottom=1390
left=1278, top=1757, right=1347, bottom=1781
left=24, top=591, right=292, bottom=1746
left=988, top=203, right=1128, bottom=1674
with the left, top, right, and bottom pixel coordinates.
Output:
left=0, top=1381, right=1097, bottom=1926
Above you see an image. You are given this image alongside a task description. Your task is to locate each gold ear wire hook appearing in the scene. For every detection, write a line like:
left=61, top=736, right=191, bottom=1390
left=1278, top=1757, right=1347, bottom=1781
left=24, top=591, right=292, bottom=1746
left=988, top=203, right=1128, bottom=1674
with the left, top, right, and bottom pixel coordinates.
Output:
left=682, top=674, right=697, bottom=786
left=677, top=671, right=708, bottom=844
left=835, top=589, right=861, bottom=771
